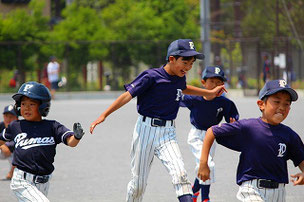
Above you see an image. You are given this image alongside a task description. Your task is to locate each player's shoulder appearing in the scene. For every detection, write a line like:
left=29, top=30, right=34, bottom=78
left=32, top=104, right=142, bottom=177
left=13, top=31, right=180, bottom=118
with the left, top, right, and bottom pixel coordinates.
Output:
left=216, top=95, right=235, bottom=103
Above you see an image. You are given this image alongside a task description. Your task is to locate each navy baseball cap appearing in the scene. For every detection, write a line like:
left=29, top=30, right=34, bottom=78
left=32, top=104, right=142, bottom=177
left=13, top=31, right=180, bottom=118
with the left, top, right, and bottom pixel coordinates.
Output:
left=259, top=79, right=298, bottom=101
left=166, top=39, right=204, bottom=61
left=202, top=66, right=227, bottom=81
left=3, top=104, right=17, bottom=116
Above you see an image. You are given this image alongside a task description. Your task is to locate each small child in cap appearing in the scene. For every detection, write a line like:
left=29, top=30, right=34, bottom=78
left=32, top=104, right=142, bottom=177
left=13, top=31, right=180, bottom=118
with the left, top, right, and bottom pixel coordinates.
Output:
left=0, top=104, right=18, bottom=180
left=180, top=66, right=239, bottom=202
left=198, top=79, right=304, bottom=201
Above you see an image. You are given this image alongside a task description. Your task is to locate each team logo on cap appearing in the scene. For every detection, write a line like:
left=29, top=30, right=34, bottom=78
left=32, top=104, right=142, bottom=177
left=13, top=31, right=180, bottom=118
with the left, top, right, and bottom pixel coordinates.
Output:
left=189, top=42, right=195, bottom=50
left=8, top=105, right=14, bottom=111
left=23, top=84, right=34, bottom=92
left=215, top=67, right=221, bottom=74
left=279, top=80, right=286, bottom=88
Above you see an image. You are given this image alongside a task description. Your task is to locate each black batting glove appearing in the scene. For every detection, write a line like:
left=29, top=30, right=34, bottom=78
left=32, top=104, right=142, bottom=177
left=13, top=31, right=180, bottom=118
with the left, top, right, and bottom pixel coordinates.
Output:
left=73, top=122, right=85, bottom=140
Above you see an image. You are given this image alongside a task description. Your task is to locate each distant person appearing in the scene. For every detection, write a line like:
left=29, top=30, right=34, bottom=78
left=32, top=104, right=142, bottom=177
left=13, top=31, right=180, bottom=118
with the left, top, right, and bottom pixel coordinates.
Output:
left=47, top=56, right=60, bottom=99
left=0, top=104, right=18, bottom=180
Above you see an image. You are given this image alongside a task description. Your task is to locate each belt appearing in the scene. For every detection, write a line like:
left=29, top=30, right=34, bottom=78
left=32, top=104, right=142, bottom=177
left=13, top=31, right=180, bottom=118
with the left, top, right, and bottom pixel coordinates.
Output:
left=257, top=179, right=282, bottom=189
left=23, top=172, right=50, bottom=184
left=142, top=116, right=174, bottom=127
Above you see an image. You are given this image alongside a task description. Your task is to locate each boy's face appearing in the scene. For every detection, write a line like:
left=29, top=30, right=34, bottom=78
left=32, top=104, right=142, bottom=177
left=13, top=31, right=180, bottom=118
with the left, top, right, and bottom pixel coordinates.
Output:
left=257, top=91, right=291, bottom=125
left=168, top=56, right=195, bottom=77
left=202, top=77, right=224, bottom=90
left=20, top=96, right=42, bottom=122
left=3, top=113, right=18, bottom=128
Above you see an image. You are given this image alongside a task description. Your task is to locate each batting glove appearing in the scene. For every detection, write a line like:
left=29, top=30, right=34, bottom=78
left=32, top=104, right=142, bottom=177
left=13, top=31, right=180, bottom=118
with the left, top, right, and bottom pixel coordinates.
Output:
left=73, top=122, right=85, bottom=140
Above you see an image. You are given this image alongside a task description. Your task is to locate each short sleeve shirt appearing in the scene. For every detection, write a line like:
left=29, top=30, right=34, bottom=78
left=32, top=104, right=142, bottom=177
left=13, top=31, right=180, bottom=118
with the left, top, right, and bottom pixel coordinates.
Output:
left=180, top=95, right=239, bottom=130
left=212, top=118, right=304, bottom=184
left=0, top=120, right=74, bottom=175
left=124, top=66, right=187, bottom=120
left=47, top=61, right=59, bottom=82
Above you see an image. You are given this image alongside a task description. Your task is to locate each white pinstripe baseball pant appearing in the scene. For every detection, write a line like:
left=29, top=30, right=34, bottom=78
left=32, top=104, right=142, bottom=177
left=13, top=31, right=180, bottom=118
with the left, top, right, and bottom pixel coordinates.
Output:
left=126, top=115, right=192, bottom=202
left=10, top=168, right=51, bottom=202
left=236, top=179, right=286, bottom=202
left=187, top=126, right=216, bottom=185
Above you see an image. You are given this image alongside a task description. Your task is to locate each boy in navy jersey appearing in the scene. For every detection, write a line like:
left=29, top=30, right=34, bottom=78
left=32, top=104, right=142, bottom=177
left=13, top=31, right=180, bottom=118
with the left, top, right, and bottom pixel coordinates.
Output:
left=0, top=81, right=85, bottom=202
left=90, top=39, right=227, bottom=202
left=198, top=79, right=304, bottom=201
left=0, top=104, right=18, bottom=180
left=180, top=66, right=239, bottom=202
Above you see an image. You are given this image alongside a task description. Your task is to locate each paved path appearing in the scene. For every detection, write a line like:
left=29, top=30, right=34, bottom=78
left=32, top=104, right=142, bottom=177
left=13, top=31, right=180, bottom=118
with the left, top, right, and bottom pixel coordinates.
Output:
left=0, top=94, right=303, bottom=201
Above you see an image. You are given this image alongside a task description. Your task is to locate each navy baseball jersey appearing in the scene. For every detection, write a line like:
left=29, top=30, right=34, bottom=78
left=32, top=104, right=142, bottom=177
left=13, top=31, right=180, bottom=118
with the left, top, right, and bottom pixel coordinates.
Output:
left=180, top=95, right=239, bottom=130
left=124, top=65, right=186, bottom=120
left=212, top=118, right=304, bottom=184
left=0, top=120, right=74, bottom=175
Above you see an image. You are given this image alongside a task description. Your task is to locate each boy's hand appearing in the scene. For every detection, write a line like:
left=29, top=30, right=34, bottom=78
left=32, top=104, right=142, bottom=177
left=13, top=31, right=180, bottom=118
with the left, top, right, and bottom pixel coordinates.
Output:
left=208, top=85, right=227, bottom=99
left=197, top=163, right=210, bottom=182
left=291, top=173, right=304, bottom=185
left=73, top=122, right=85, bottom=140
left=90, top=115, right=105, bottom=134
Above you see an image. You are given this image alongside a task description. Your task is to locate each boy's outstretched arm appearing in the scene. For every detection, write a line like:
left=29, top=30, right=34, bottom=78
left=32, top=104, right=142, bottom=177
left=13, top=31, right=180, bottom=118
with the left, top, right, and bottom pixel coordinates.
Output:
left=90, top=91, right=132, bottom=134
left=198, top=127, right=215, bottom=181
left=183, top=85, right=227, bottom=99
left=291, top=160, right=304, bottom=185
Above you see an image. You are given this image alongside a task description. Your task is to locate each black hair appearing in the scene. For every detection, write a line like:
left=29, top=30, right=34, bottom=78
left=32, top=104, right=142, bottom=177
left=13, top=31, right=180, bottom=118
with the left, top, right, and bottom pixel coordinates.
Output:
left=167, top=55, right=197, bottom=62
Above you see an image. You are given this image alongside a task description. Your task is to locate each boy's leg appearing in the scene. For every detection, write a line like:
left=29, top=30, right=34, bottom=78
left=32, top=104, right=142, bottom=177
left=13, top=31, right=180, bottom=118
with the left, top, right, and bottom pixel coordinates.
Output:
left=188, top=127, right=216, bottom=200
left=10, top=168, right=50, bottom=202
left=126, top=117, right=156, bottom=202
left=155, top=127, right=192, bottom=200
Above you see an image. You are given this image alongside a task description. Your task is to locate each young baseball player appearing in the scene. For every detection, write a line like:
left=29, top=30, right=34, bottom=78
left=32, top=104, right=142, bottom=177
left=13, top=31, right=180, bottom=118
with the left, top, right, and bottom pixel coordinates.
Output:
left=0, top=104, right=18, bottom=180
left=198, top=79, right=304, bottom=201
left=0, top=81, right=85, bottom=202
left=90, top=39, right=227, bottom=202
left=180, top=66, right=239, bottom=202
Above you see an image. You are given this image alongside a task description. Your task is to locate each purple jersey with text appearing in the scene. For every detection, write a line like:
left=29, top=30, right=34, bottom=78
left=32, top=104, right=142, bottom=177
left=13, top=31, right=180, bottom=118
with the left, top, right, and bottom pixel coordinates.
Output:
left=212, top=118, right=304, bottom=184
left=124, top=65, right=186, bottom=120
left=0, top=119, right=74, bottom=175
left=180, top=95, right=239, bottom=130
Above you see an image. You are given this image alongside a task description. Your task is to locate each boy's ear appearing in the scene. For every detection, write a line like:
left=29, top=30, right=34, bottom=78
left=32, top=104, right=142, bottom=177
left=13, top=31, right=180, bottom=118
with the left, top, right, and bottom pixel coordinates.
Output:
left=257, top=99, right=265, bottom=111
left=201, top=79, right=206, bottom=87
left=168, top=56, right=176, bottom=63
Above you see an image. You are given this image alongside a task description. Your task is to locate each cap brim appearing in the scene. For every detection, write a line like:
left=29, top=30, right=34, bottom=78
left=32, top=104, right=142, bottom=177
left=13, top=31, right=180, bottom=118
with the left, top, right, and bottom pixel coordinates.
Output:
left=264, top=88, right=298, bottom=101
left=179, top=50, right=205, bottom=59
left=203, top=74, right=227, bottom=81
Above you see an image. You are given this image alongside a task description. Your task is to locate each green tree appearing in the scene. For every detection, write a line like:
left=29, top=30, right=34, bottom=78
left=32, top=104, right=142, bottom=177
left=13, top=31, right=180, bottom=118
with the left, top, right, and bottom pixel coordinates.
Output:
left=0, top=0, right=49, bottom=83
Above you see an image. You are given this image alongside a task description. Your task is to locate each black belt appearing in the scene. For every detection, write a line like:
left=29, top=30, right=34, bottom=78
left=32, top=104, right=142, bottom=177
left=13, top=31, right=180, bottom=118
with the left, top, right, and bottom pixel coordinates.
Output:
left=142, top=116, right=174, bottom=127
left=24, top=172, right=50, bottom=184
left=257, top=179, right=281, bottom=189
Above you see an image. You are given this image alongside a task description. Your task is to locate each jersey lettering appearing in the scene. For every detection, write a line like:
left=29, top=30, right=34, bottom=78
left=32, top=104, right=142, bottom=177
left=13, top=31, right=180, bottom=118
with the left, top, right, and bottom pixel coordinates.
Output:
left=216, top=107, right=223, bottom=117
left=175, top=89, right=184, bottom=101
left=15, top=133, right=55, bottom=150
left=277, top=143, right=286, bottom=157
